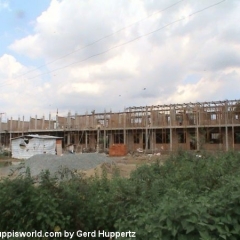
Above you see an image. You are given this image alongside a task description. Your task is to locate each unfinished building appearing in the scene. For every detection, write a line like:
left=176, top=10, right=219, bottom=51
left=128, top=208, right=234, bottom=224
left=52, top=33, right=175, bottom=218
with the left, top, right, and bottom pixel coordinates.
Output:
left=1, top=99, right=240, bottom=153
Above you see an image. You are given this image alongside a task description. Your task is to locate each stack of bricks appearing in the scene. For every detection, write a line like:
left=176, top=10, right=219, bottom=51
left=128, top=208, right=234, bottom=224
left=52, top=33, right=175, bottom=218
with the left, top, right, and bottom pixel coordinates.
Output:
left=109, top=144, right=127, bottom=156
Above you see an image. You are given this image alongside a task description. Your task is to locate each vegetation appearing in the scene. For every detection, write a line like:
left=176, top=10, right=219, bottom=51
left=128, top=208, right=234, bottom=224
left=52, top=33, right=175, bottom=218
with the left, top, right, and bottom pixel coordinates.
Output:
left=1, top=151, right=240, bottom=239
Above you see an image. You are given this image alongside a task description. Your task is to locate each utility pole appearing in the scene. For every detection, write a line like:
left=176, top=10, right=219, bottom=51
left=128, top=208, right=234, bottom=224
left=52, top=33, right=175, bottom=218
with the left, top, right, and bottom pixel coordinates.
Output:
left=0, top=113, right=6, bottom=147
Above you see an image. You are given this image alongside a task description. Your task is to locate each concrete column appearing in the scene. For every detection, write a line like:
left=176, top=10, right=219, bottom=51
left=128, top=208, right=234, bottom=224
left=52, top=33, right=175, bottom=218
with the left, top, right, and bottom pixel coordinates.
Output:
left=35, top=115, right=37, bottom=129
left=198, top=106, right=201, bottom=125
left=232, top=126, right=235, bottom=150
left=170, top=128, right=173, bottom=152
left=49, top=113, right=51, bottom=129
left=225, top=101, right=228, bottom=125
left=18, top=117, right=20, bottom=131
left=67, top=132, right=71, bottom=145
left=42, top=115, right=45, bottom=130
left=196, top=109, right=200, bottom=151
left=196, top=127, right=200, bottom=151
left=151, top=129, right=154, bottom=153
left=152, top=130, right=156, bottom=153
left=103, top=111, right=106, bottom=151
left=67, top=112, right=71, bottom=129
left=85, top=131, right=88, bottom=149
left=123, top=113, right=126, bottom=144
left=145, top=107, right=148, bottom=152
left=0, top=115, right=2, bottom=146
left=74, top=133, right=78, bottom=145
left=225, top=126, right=229, bottom=151
left=56, top=114, right=58, bottom=129
left=109, top=131, right=114, bottom=146
left=96, top=127, right=100, bottom=153
left=75, top=113, right=78, bottom=129
left=170, top=105, right=173, bottom=152
left=22, top=116, right=24, bottom=135
left=10, top=117, right=12, bottom=149
left=85, top=111, right=88, bottom=128
left=92, top=111, right=95, bottom=128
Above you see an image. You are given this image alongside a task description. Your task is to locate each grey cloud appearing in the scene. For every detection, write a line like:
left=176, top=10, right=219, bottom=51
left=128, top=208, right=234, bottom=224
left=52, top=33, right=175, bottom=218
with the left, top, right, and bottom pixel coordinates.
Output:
left=191, top=44, right=240, bottom=71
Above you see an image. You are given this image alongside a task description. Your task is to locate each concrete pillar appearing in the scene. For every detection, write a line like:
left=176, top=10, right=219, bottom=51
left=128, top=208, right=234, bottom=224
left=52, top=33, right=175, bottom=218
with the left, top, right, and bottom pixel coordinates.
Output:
left=151, top=129, right=154, bottom=153
left=18, top=117, right=20, bottom=130
left=232, top=126, right=235, bottom=150
left=128, top=130, right=133, bottom=152
left=22, top=116, right=24, bottom=135
left=0, top=115, right=2, bottom=146
left=68, top=111, right=72, bottom=129
left=75, top=113, right=78, bottom=129
left=92, top=111, right=95, bottom=128
left=35, top=115, right=37, bottom=129
left=170, top=105, right=173, bottom=152
left=196, top=109, right=200, bottom=151
left=56, top=114, right=58, bottom=129
left=49, top=113, right=51, bottom=129
left=196, top=127, right=200, bottom=151
left=109, top=131, right=114, bottom=146
left=225, top=126, right=229, bottom=151
left=123, top=113, right=126, bottom=144
left=225, top=101, right=228, bottom=125
left=67, top=132, right=71, bottom=145
left=103, top=111, right=106, bottom=151
left=85, top=131, right=88, bottom=149
left=96, top=127, right=100, bottom=153
left=145, top=107, right=148, bottom=152
left=10, top=117, right=12, bottom=149
left=42, top=115, right=45, bottom=130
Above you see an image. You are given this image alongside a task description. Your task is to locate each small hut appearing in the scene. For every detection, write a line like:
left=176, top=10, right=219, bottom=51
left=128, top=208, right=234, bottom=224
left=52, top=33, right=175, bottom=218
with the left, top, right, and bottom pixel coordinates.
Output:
left=11, top=134, right=62, bottom=159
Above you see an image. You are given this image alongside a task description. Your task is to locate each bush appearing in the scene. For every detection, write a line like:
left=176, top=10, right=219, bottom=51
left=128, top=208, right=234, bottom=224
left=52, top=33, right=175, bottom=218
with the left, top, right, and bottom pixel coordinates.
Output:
left=1, top=151, right=240, bottom=239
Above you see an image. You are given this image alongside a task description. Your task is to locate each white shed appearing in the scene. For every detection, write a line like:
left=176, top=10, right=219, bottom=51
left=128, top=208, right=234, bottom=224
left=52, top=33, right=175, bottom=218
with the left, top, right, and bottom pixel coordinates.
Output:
left=11, top=135, right=62, bottom=159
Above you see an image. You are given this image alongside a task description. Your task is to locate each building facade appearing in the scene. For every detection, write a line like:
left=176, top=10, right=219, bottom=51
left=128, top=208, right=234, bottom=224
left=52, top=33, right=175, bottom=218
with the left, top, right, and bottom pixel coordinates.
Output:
left=1, top=99, right=240, bottom=153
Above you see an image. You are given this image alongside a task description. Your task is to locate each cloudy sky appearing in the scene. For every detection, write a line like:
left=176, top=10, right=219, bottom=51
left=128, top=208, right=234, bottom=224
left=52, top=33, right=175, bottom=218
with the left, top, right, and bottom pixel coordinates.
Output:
left=0, top=0, right=239, bottom=120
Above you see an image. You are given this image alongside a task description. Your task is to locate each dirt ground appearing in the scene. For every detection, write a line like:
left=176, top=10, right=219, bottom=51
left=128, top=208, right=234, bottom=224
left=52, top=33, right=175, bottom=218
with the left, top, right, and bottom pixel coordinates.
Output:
left=0, top=154, right=167, bottom=179
left=81, top=154, right=167, bottom=178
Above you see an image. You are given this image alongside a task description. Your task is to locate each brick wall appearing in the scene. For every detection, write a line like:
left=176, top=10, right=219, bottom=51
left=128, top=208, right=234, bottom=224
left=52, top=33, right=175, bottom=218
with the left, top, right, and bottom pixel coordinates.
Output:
left=109, top=144, right=127, bottom=156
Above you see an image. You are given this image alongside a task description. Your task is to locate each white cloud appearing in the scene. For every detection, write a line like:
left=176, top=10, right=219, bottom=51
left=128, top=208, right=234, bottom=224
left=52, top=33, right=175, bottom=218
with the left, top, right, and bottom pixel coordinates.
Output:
left=0, top=54, right=45, bottom=118
left=1, top=0, right=240, bottom=118
left=0, top=54, right=25, bottom=78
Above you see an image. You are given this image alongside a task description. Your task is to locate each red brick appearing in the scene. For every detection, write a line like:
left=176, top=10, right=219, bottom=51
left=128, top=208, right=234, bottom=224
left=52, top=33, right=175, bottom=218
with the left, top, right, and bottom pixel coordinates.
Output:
left=109, top=144, right=127, bottom=156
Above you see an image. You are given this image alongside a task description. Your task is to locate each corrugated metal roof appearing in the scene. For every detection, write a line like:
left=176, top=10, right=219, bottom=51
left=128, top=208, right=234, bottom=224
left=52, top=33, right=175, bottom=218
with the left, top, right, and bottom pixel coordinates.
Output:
left=11, top=134, right=62, bottom=140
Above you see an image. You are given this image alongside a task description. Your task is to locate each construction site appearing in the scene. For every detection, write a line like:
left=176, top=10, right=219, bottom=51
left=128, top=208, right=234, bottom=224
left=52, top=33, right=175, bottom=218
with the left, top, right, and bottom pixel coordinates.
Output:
left=1, top=99, right=240, bottom=154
